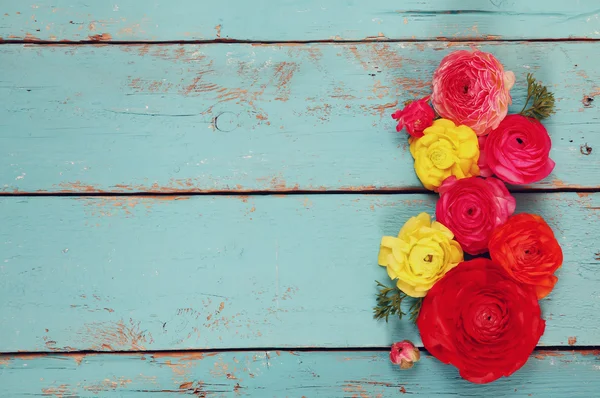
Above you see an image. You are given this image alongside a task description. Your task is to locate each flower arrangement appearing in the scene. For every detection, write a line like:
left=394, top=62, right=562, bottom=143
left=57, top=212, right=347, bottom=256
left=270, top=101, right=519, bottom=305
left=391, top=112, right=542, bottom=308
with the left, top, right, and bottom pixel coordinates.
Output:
left=375, top=50, right=562, bottom=384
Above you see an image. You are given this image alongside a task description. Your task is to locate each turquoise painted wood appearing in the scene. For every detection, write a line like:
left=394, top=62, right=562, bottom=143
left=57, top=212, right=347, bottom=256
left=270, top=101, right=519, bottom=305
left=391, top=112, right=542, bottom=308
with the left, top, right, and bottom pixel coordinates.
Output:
left=1, top=42, right=599, bottom=194
left=0, top=350, right=599, bottom=396
left=0, top=193, right=597, bottom=352
left=1, top=1, right=599, bottom=42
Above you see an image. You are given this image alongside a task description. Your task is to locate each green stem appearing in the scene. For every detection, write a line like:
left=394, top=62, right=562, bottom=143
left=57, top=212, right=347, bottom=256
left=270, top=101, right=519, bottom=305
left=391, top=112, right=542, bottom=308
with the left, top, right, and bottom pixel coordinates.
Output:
left=519, top=93, right=533, bottom=115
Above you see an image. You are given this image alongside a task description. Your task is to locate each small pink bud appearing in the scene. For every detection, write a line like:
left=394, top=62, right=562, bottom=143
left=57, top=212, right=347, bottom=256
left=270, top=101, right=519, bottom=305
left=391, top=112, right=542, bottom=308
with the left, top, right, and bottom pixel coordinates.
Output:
left=390, top=340, right=420, bottom=369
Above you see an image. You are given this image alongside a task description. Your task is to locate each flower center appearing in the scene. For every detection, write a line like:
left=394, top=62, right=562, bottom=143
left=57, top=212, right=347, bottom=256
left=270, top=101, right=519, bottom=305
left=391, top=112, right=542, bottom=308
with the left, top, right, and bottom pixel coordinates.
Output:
left=408, top=243, right=444, bottom=279
left=523, top=246, right=540, bottom=258
left=516, top=137, right=524, bottom=144
left=463, top=297, right=508, bottom=343
left=428, top=149, right=455, bottom=169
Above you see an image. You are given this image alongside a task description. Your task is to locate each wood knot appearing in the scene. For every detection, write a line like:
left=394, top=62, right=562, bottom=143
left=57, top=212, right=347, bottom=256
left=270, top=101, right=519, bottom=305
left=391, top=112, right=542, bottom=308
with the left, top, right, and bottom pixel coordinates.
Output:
left=213, top=112, right=238, bottom=132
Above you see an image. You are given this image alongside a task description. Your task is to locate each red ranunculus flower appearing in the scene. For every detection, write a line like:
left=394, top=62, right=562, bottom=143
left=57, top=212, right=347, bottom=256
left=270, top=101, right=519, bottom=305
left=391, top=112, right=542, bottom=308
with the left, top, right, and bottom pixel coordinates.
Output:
left=482, top=115, right=555, bottom=185
left=391, top=96, right=435, bottom=138
left=417, top=258, right=545, bottom=384
left=489, top=213, right=563, bottom=299
left=436, top=176, right=516, bottom=255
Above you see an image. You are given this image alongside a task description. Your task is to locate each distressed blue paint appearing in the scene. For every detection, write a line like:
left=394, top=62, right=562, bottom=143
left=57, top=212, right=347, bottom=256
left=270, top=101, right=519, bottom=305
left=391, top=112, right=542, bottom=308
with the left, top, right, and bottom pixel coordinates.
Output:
left=0, top=42, right=598, bottom=193
left=0, top=350, right=598, bottom=396
left=0, top=193, right=597, bottom=351
left=0, top=1, right=599, bottom=41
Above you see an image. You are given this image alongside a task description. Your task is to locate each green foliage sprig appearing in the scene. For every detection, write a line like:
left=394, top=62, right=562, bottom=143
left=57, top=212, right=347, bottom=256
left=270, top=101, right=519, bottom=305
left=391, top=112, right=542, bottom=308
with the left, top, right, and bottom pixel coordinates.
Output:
left=373, top=281, right=423, bottom=323
left=519, top=73, right=555, bottom=120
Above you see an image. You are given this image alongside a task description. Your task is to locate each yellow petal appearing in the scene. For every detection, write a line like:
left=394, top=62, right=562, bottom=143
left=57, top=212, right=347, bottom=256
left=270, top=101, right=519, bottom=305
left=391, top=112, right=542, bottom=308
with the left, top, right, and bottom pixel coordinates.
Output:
left=386, top=253, right=405, bottom=280
left=456, top=158, right=473, bottom=175
left=431, top=221, right=454, bottom=239
left=381, top=235, right=402, bottom=248
left=432, top=118, right=456, bottom=130
left=399, top=213, right=430, bottom=239
left=392, top=244, right=410, bottom=262
left=450, top=163, right=466, bottom=179
left=458, top=140, right=479, bottom=159
left=455, top=125, right=477, bottom=141
left=449, top=241, right=464, bottom=264
left=416, top=133, right=438, bottom=148
left=378, top=246, right=392, bottom=266
left=409, top=138, right=417, bottom=158
left=415, top=165, right=444, bottom=191
left=396, top=278, right=425, bottom=298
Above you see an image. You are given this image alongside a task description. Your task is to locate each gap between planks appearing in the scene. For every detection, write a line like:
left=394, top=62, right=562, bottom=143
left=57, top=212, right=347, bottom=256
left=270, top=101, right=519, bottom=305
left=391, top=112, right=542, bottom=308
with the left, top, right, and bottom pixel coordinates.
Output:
left=1, top=346, right=599, bottom=359
left=1, top=38, right=600, bottom=46
left=1, top=186, right=600, bottom=198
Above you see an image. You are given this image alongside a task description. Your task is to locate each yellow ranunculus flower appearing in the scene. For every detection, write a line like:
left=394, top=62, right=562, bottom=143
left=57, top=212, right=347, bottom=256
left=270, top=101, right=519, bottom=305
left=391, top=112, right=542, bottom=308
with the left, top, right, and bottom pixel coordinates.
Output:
left=409, top=118, right=480, bottom=191
left=378, top=213, right=463, bottom=298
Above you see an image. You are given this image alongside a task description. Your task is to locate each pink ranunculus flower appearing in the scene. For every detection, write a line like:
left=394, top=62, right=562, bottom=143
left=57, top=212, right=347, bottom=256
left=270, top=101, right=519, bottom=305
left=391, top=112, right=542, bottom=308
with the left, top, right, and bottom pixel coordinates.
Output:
left=431, top=50, right=515, bottom=136
left=436, top=176, right=516, bottom=255
left=484, top=114, right=555, bottom=185
left=390, top=340, right=421, bottom=369
left=391, top=96, right=435, bottom=138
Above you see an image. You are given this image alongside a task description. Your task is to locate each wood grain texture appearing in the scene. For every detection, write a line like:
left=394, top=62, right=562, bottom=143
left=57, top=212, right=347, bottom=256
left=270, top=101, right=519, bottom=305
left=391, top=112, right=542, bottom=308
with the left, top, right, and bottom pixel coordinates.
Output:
left=1, top=350, right=599, bottom=396
left=1, top=193, right=598, bottom=352
left=1, top=1, right=599, bottom=42
left=1, top=42, right=599, bottom=194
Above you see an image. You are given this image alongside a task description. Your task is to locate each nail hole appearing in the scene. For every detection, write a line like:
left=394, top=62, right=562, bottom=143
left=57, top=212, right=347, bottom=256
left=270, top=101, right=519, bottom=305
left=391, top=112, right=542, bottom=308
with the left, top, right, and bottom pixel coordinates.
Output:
left=583, top=96, right=594, bottom=107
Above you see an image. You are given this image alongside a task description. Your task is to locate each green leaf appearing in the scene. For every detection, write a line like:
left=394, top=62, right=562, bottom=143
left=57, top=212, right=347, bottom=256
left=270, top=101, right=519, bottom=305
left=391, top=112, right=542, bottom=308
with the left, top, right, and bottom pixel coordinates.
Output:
left=373, top=281, right=423, bottom=323
left=519, top=73, right=555, bottom=120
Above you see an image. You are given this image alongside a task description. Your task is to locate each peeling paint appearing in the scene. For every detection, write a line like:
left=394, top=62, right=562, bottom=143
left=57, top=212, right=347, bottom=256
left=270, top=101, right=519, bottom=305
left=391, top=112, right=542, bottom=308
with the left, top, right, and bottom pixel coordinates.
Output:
left=78, top=196, right=189, bottom=218
left=84, top=377, right=132, bottom=393
left=365, top=100, right=399, bottom=118
left=41, top=384, right=75, bottom=398
left=568, top=336, right=577, bottom=345
left=24, top=33, right=40, bottom=42
left=534, top=351, right=565, bottom=359
left=72, top=353, right=91, bottom=366
left=80, top=319, right=153, bottom=351
left=152, top=352, right=217, bottom=360
left=273, top=61, right=299, bottom=101
left=88, top=33, right=112, bottom=41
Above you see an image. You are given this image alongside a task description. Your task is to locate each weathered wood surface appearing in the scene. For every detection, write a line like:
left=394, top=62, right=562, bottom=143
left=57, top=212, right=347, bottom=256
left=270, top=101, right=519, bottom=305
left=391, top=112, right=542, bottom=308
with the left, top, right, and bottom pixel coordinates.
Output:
left=1, top=42, right=598, bottom=194
left=1, top=193, right=597, bottom=352
left=1, top=350, right=598, bottom=397
left=1, top=1, right=599, bottom=42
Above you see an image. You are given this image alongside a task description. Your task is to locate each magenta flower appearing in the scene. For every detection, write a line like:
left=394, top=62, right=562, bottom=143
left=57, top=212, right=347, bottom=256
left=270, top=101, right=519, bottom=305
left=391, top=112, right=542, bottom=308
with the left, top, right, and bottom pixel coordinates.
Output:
left=391, top=96, right=435, bottom=138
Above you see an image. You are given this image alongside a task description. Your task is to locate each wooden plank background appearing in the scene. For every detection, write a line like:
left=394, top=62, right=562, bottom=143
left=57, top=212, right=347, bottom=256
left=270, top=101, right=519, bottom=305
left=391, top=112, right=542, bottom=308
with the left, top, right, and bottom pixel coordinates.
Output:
left=1, top=1, right=600, bottom=396
left=1, top=1, right=599, bottom=42
left=1, top=351, right=599, bottom=397
left=1, top=193, right=597, bottom=352
left=1, top=42, right=598, bottom=193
